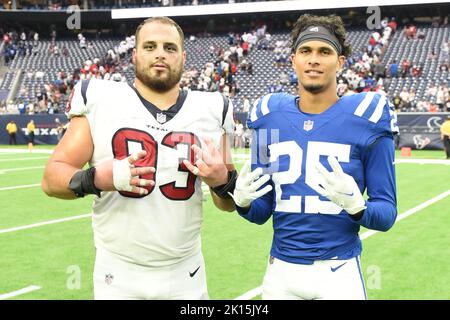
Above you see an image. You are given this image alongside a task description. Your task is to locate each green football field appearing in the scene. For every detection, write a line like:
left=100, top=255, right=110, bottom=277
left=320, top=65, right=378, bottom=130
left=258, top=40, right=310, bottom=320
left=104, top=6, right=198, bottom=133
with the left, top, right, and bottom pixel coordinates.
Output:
left=0, top=145, right=448, bottom=300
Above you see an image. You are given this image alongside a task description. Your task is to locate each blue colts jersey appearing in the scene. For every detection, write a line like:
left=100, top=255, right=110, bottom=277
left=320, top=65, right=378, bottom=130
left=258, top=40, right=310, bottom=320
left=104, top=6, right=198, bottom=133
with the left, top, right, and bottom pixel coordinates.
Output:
left=237, top=92, right=398, bottom=264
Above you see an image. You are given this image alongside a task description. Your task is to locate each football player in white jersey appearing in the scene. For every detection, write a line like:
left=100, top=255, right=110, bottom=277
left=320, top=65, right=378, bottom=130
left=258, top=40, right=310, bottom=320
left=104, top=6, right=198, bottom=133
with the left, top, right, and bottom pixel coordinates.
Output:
left=42, top=17, right=237, bottom=300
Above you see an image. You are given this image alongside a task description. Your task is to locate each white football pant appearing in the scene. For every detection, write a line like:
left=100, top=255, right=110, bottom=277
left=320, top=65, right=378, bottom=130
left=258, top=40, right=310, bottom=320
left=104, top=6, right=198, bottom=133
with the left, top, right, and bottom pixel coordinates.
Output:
left=262, top=256, right=367, bottom=300
left=93, top=247, right=208, bottom=300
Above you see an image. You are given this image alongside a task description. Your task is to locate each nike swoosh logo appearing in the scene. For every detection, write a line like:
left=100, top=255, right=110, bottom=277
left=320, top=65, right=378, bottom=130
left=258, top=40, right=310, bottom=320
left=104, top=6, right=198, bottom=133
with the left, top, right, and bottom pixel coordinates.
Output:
left=189, top=266, right=201, bottom=277
left=330, top=262, right=347, bottom=272
left=338, top=191, right=354, bottom=197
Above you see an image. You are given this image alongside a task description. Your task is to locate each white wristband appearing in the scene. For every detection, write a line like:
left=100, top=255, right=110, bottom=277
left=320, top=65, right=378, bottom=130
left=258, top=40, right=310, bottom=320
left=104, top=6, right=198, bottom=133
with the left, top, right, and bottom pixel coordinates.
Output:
left=113, top=158, right=133, bottom=192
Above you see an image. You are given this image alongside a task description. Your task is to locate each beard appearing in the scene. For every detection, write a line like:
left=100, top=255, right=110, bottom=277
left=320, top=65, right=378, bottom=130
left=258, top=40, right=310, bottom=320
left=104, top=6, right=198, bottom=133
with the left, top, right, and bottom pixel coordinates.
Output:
left=135, top=60, right=183, bottom=93
left=302, top=83, right=326, bottom=94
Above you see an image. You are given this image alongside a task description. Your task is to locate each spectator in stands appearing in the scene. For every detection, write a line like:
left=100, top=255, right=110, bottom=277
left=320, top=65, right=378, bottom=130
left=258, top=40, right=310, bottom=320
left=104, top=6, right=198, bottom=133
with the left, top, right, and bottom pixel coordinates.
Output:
left=440, top=41, right=449, bottom=61
left=404, top=24, right=417, bottom=39
left=374, top=63, right=385, bottom=79
left=33, top=32, right=39, bottom=45
left=80, top=36, right=86, bottom=49
left=440, top=59, right=449, bottom=72
left=242, top=41, right=249, bottom=56
left=407, top=89, right=416, bottom=109
left=234, top=120, right=244, bottom=149
left=425, top=83, right=438, bottom=98
left=256, top=24, right=267, bottom=40
left=429, top=49, right=438, bottom=60
left=399, top=88, right=409, bottom=106
left=53, top=45, right=60, bottom=56
left=246, top=60, right=253, bottom=75
left=2, top=32, right=11, bottom=44
left=401, top=58, right=410, bottom=77
left=279, top=71, right=289, bottom=86
left=415, top=100, right=428, bottom=112
left=37, top=90, right=48, bottom=113
left=411, top=63, right=421, bottom=77
left=389, top=60, right=398, bottom=77
left=18, top=100, right=26, bottom=114
left=436, top=85, right=448, bottom=111
left=5, top=120, right=17, bottom=145
left=243, top=96, right=251, bottom=113
left=0, top=101, right=5, bottom=114
left=228, top=32, right=235, bottom=45
left=428, top=102, right=439, bottom=112
left=290, top=71, right=298, bottom=86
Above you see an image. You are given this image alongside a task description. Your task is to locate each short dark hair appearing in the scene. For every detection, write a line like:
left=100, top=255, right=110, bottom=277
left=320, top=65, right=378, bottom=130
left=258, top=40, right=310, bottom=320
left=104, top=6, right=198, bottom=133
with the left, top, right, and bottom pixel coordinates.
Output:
left=135, top=17, right=185, bottom=50
left=291, top=14, right=351, bottom=56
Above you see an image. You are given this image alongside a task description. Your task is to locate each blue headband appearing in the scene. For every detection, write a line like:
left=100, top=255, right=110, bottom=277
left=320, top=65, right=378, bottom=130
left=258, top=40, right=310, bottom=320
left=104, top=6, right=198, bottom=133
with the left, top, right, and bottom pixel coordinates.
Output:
left=293, top=25, right=343, bottom=55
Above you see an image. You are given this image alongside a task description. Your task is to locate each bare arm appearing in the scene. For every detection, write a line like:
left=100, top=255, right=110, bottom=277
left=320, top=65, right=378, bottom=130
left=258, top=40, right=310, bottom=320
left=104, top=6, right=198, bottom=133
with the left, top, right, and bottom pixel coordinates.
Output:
left=209, top=133, right=236, bottom=212
left=41, top=116, right=93, bottom=199
left=42, top=117, right=155, bottom=200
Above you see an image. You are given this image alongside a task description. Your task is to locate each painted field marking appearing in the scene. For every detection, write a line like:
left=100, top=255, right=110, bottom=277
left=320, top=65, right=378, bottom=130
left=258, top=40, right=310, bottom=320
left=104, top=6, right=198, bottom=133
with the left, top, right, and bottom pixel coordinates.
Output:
left=0, top=285, right=41, bottom=300
left=0, top=214, right=92, bottom=235
left=234, top=189, right=450, bottom=300
left=0, top=184, right=41, bottom=191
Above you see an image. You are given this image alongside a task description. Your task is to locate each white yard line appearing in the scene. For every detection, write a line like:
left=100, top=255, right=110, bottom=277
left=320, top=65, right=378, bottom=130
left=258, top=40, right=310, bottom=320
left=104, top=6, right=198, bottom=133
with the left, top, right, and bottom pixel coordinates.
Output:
left=395, top=159, right=450, bottom=165
left=0, top=214, right=92, bottom=234
left=360, top=190, right=450, bottom=240
left=0, top=156, right=49, bottom=162
left=0, top=285, right=41, bottom=300
left=0, top=148, right=53, bottom=154
left=0, top=184, right=41, bottom=191
left=233, top=189, right=450, bottom=300
left=0, top=166, right=44, bottom=174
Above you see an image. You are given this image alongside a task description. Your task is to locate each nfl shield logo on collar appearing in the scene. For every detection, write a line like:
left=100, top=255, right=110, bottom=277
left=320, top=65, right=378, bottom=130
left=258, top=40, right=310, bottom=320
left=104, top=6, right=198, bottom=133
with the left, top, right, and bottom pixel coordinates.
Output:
left=303, top=120, right=314, bottom=131
left=156, top=113, right=167, bottom=124
left=105, top=273, right=114, bottom=285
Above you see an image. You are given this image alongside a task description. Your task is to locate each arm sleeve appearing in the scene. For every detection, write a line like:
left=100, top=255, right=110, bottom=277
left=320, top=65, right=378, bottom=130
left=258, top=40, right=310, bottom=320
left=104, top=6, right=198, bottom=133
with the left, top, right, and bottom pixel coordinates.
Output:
left=236, top=185, right=274, bottom=225
left=355, top=135, right=397, bottom=231
left=236, top=125, right=274, bottom=225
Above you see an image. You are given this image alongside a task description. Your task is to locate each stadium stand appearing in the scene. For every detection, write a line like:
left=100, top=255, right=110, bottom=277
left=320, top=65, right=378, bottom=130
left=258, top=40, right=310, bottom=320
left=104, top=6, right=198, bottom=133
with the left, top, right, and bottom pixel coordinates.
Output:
left=2, top=24, right=448, bottom=114
left=0, top=2, right=449, bottom=115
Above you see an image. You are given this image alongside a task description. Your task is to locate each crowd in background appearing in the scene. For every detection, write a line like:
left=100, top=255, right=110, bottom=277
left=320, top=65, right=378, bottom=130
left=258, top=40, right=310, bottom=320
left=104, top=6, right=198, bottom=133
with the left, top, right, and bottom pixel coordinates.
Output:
left=1, top=16, right=450, bottom=115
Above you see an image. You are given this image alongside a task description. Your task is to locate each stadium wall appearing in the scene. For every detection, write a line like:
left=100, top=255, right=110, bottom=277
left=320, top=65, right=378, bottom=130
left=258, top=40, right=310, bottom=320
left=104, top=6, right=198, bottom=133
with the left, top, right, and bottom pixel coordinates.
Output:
left=1, top=113, right=449, bottom=149
left=0, top=114, right=67, bottom=145
left=233, top=112, right=450, bottom=150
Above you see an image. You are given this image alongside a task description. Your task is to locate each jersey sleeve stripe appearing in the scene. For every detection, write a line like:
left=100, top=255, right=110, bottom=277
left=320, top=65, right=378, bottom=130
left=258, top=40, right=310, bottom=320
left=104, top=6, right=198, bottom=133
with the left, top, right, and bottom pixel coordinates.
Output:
left=249, top=98, right=260, bottom=123
left=81, top=79, right=91, bottom=106
left=260, top=93, right=273, bottom=116
left=354, top=92, right=376, bottom=117
left=221, top=94, right=229, bottom=126
left=368, top=95, right=386, bottom=123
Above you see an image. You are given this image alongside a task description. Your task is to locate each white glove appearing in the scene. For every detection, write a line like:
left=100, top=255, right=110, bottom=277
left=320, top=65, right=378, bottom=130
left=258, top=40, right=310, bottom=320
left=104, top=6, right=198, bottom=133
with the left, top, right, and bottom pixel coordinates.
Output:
left=311, top=156, right=366, bottom=215
left=229, top=159, right=273, bottom=208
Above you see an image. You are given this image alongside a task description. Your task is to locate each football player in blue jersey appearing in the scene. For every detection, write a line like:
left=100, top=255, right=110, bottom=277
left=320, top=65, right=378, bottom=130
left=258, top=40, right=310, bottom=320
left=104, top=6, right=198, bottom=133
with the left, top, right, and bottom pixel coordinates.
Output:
left=231, top=14, right=398, bottom=300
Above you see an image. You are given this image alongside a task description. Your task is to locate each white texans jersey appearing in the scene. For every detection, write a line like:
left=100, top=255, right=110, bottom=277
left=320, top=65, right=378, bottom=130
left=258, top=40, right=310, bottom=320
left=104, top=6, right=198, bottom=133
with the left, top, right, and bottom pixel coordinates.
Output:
left=66, top=79, right=234, bottom=267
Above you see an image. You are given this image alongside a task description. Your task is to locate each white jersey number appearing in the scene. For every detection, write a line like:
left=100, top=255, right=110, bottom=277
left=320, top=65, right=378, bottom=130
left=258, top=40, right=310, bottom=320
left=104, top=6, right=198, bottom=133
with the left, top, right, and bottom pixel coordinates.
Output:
left=270, top=141, right=351, bottom=214
left=112, top=128, right=200, bottom=200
